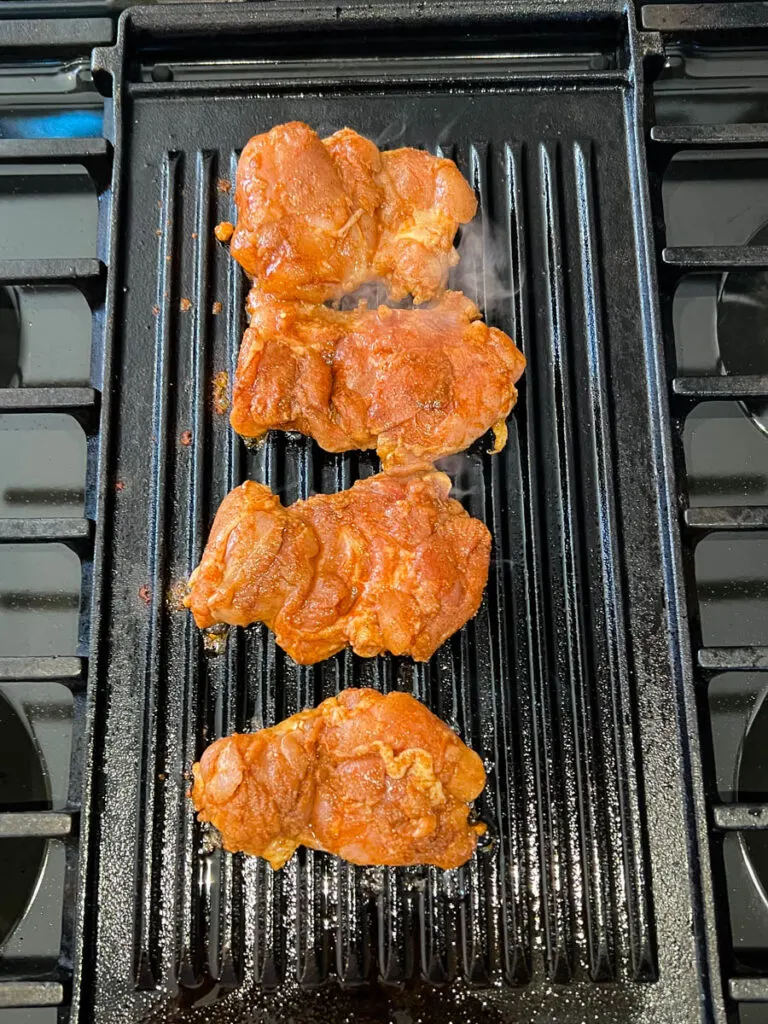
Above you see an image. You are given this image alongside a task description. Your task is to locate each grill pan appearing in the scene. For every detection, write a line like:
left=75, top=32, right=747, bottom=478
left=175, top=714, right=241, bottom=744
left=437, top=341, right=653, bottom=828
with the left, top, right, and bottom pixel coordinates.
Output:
left=74, top=3, right=722, bottom=1021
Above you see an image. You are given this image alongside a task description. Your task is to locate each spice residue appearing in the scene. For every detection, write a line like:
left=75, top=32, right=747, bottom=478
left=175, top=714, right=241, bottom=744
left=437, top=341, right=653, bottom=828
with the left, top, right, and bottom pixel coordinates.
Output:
left=180, top=297, right=192, bottom=312
left=203, top=624, right=229, bottom=655
left=180, top=429, right=193, bottom=446
left=212, top=301, right=223, bottom=315
left=166, top=579, right=188, bottom=612
left=217, top=178, right=231, bottom=194
left=214, top=221, right=234, bottom=243
left=213, top=371, right=229, bottom=415
left=138, top=584, right=152, bottom=606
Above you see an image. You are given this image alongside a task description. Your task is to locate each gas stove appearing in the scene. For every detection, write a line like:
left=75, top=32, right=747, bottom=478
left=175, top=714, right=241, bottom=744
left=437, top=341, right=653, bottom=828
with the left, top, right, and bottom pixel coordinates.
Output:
left=651, top=31, right=768, bottom=1016
left=2, top=3, right=768, bottom=1024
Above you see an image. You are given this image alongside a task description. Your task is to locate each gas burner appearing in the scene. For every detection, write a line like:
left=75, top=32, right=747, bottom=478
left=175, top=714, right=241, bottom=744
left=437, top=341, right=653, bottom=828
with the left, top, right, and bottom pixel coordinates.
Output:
left=717, top=221, right=768, bottom=438
left=0, top=690, right=48, bottom=950
left=738, top=691, right=768, bottom=943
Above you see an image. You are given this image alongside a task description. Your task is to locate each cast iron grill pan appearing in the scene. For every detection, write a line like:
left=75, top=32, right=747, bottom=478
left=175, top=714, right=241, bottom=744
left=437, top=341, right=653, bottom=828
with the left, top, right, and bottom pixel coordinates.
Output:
left=79, top=6, right=719, bottom=1022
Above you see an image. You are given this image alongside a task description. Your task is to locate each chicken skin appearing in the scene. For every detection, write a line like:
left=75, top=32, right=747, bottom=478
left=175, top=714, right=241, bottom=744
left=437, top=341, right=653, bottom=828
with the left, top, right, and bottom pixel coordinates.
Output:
left=191, top=688, right=486, bottom=870
left=229, top=121, right=477, bottom=303
left=185, top=467, right=490, bottom=665
left=371, top=142, right=478, bottom=303
left=230, top=290, right=526, bottom=466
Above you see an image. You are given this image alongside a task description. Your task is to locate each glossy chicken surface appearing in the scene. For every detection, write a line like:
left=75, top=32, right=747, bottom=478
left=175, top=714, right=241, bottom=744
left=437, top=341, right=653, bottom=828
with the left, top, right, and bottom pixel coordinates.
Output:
left=229, top=121, right=477, bottom=303
left=230, top=290, right=526, bottom=466
left=191, top=688, right=486, bottom=870
left=185, top=467, right=490, bottom=664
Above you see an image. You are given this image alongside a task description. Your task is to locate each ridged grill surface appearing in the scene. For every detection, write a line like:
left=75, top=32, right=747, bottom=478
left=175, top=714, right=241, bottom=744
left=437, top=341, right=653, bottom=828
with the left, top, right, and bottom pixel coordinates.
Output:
left=85, top=33, right=716, bottom=1024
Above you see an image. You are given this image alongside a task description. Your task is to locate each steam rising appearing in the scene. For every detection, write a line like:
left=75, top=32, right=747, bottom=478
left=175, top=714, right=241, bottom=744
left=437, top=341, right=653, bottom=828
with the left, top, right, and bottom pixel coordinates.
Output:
left=372, top=103, right=475, bottom=150
left=333, top=217, right=518, bottom=330
left=373, top=117, right=408, bottom=149
left=435, top=452, right=498, bottom=502
left=451, top=217, right=518, bottom=328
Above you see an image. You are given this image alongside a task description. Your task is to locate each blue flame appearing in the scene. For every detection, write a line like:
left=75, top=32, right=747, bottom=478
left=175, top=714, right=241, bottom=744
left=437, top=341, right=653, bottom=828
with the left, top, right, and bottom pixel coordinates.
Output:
left=0, top=110, right=103, bottom=140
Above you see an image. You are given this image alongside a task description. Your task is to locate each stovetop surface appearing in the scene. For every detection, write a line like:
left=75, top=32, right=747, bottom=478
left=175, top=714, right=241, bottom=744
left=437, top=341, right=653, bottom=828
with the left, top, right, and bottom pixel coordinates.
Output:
left=2, top=5, right=768, bottom=1023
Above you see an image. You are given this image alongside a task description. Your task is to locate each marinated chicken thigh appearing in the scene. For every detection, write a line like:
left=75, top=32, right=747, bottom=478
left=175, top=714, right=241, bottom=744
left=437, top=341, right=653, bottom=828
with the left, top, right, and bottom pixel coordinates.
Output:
left=185, top=467, right=490, bottom=664
left=191, top=688, right=486, bottom=870
left=229, top=121, right=477, bottom=303
left=230, top=290, right=525, bottom=466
